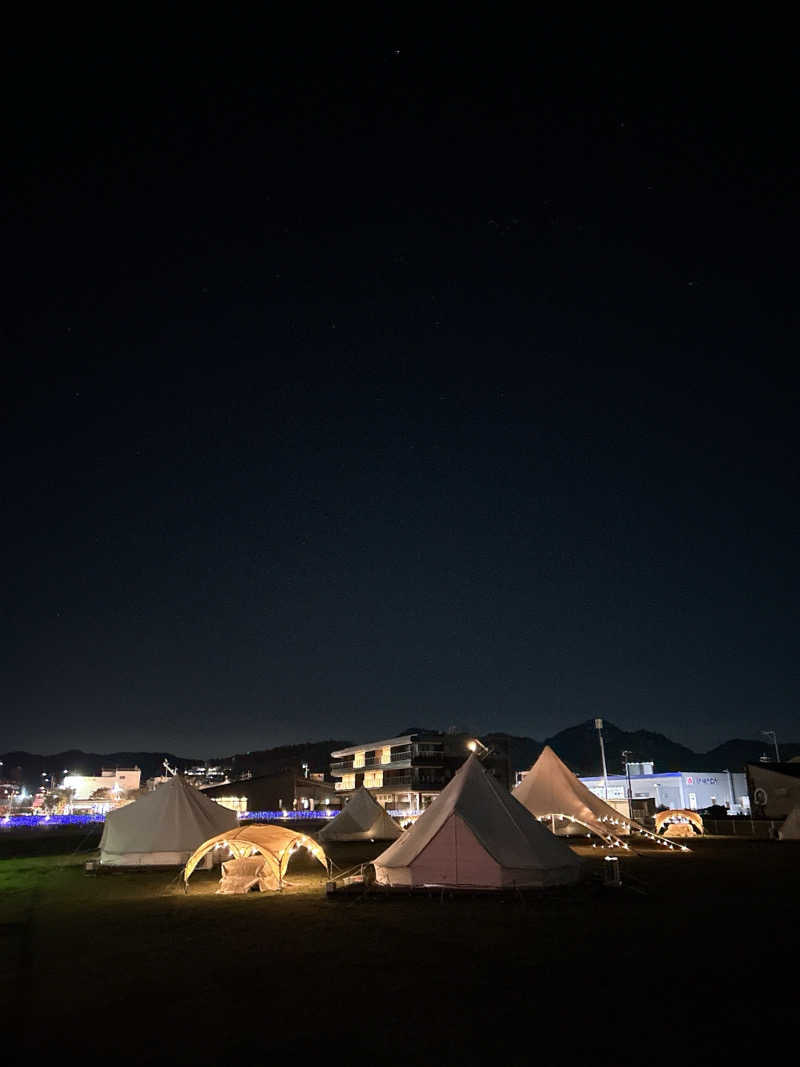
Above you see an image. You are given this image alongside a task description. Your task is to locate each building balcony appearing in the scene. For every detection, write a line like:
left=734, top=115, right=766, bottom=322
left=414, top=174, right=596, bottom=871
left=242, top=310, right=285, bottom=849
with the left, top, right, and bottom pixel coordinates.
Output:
left=335, top=774, right=448, bottom=792
left=377, top=776, right=448, bottom=790
left=331, top=739, right=449, bottom=776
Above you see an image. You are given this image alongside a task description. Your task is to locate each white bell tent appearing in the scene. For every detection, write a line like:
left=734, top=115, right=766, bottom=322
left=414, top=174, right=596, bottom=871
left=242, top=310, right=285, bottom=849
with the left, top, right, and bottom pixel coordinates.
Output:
left=318, top=786, right=402, bottom=843
left=99, top=774, right=239, bottom=866
left=372, top=753, right=582, bottom=889
left=512, top=745, right=689, bottom=852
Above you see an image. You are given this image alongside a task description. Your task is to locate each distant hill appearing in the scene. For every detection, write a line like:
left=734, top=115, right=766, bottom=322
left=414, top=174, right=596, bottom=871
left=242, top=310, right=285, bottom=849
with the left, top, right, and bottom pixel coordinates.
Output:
left=484, top=733, right=544, bottom=773
left=5, top=722, right=799, bottom=791
left=699, top=738, right=800, bottom=770
left=0, top=750, right=202, bottom=791
left=542, top=721, right=697, bottom=776
left=0, top=740, right=351, bottom=792
left=212, top=739, right=352, bottom=780
left=487, top=721, right=800, bottom=776
left=492, top=722, right=800, bottom=776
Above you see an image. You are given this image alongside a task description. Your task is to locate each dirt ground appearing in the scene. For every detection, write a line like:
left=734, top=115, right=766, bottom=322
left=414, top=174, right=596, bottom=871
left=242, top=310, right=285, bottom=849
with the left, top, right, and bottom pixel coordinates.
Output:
left=1, top=829, right=797, bottom=1063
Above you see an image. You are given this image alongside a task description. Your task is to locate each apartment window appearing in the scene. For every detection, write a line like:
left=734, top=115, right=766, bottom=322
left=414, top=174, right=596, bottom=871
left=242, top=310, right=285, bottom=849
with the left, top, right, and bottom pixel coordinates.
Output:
left=364, top=771, right=383, bottom=789
left=381, top=746, right=392, bottom=765
left=354, top=751, right=366, bottom=769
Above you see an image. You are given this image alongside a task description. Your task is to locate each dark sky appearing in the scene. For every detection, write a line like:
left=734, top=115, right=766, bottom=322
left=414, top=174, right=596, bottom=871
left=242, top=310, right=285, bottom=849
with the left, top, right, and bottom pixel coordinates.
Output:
left=3, top=23, right=798, bottom=756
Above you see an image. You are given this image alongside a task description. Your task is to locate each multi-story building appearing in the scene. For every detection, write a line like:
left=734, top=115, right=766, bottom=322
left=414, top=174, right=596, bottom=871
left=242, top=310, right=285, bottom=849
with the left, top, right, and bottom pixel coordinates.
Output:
left=184, top=764, right=230, bottom=788
left=329, top=733, right=457, bottom=811
left=62, top=767, right=142, bottom=811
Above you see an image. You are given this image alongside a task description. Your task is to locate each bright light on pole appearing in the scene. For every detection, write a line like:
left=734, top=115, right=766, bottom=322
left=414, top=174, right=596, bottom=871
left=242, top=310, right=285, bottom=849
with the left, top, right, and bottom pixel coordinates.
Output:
left=467, top=738, right=490, bottom=757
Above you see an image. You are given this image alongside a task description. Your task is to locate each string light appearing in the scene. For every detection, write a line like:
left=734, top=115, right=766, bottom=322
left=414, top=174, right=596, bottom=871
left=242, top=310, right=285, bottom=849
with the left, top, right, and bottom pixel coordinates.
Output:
left=532, top=811, right=690, bottom=853
left=1, top=813, right=105, bottom=829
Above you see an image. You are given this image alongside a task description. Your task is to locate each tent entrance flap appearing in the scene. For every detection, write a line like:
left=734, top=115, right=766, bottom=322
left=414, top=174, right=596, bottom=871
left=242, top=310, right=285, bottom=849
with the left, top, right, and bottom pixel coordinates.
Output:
left=184, top=824, right=328, bottom=891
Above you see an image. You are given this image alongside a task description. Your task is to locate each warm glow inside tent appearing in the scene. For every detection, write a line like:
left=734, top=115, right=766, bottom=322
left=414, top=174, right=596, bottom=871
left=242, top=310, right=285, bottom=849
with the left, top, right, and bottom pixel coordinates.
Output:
left=512, top=746, right=689, bottom=852
left=184, top=824, right=328, bottom=889
left=654, top=809, right=704, bottom=835
left=99, top=774, right=239, bottom=866
left=373, top=754, right=583, bottom=889
left=318, top=786, right=402, bottom=843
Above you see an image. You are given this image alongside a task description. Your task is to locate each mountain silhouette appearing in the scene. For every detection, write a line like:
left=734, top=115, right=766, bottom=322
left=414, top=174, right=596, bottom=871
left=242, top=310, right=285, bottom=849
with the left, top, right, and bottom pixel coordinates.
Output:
left=5, top=722, right=800, bottom=791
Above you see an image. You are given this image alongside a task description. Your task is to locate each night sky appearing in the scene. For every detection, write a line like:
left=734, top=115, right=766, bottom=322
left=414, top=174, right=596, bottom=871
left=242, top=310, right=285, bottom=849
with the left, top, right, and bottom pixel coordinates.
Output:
left=4, top=24, right=798, bottom=756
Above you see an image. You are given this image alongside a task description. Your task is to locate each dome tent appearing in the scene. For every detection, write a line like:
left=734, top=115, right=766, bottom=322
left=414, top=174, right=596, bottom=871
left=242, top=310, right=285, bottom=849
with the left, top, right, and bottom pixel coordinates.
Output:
left=373, top=753, right=582, bottom=889
left=654, top=809, right=704, bottom=836
left=318, top=786, right=402, bottom=843
left=184, top=824, right=327, bottom=890
left=99, top=774, right=238, bottom=867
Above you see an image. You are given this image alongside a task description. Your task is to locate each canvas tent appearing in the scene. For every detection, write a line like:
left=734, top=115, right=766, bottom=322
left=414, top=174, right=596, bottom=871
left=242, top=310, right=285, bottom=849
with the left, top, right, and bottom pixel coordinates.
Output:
left=318, top=786, right=402, bottom=843
left=512, top=746, right=689, bottom=852
left=778, top=805, right=800, bottom=840
left=372, top=754, right=582, bottom=889
left=99, top=774, right=238, bottom=867
left=184, top=824, right=327, bottom=889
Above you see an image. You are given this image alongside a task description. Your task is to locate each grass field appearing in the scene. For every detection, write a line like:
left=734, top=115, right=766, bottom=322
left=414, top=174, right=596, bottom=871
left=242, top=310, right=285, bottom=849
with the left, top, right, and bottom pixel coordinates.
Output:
left=1, top=829, right=798, bottom=1063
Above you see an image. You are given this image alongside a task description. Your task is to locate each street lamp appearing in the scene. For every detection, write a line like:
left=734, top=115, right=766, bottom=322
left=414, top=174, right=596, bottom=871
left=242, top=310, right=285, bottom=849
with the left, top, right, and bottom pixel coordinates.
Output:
left=594, top=719, right=609, bottom=800
left=467, top=738, right=491, bottom=758
left=621, top=749, right=634, bottom=818
left=761, top=730, right=781, bottom=762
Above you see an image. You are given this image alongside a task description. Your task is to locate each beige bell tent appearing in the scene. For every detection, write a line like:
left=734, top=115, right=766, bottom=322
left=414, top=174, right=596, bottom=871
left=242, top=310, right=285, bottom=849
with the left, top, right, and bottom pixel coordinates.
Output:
left=99, top=774, right=239, bottom=866
left=184, top=824, right=327, bottom=890
left=372, top=753, right=582, bottom=889
left=318, top=786, right=402, bottom=843
left=512, top=746, right=689, bottom=851
left=778, top=805, right=800, bottom=840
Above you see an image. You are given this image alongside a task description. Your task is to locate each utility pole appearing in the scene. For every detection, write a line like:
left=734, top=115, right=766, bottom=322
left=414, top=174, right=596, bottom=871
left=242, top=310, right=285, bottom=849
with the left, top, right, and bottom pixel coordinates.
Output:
left=621, top=749, right=634, bottom=819
left=595, top=719, right=609, bottom=800
left=761, top=730, right=781, bottom=763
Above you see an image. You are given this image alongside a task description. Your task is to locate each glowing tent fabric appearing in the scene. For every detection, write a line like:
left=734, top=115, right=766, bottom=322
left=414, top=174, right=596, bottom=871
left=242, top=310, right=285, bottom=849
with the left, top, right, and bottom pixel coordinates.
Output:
left=512, top=745, right=653, bottom=846
left=779, top=806, right=800, bottom=840
left=654, top=809, right=704, bottom=835
left=318, top=786, right=402, bottom=843
left=184, top=824, right=327, bottom=889
left=372, top=754, right=582, bottom=889
left=217, top=856, right=279, bottom=893
left=99, top=774, right=238, bottom=867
